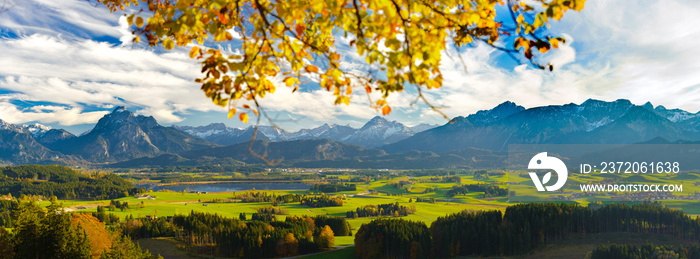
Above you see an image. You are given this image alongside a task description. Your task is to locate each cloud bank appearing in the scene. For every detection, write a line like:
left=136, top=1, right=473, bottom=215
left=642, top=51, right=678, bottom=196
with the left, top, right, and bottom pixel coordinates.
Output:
left=1, top=0, right=700, bottom=132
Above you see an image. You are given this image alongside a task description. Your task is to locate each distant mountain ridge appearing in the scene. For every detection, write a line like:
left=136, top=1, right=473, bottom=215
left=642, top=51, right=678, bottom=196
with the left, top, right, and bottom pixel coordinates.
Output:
left=0, top=119, right=73, bottom=165
left=177, top=116, right=438, bottom=148
left=382, top=99, right=700, bottom=154
left=46, top=107, right=217, bottom=162
left=3, top=99, right=700, bottom=169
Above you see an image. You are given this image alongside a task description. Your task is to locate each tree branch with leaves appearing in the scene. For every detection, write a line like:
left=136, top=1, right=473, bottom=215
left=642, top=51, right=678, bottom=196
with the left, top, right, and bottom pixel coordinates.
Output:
left=97, top=0, right=585, bottom=122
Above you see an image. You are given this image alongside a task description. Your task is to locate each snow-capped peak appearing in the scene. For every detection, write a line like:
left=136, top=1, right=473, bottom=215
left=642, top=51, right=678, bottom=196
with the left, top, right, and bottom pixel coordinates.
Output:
left=22, top=123, right=53, bottom=138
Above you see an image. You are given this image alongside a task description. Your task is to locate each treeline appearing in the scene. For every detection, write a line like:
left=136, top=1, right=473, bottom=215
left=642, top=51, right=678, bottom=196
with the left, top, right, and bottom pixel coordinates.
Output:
left=235, top=192, right=302, bottom=204
left=346, top=202, right=416, bottom=218
left=127, top=169, right=317, bottom=183
left=354, top=202, right=700, bottom=258
left=0, top=165, right=140, bottom=200
left=355, top=218, right=431, bottom=259
left=256, top=206, right=288, bottom=215
left=589, top=243, right=700, bottom=259
left=310, top=183, right=356, bottom=192
left=234, top=192, right=344, bottom=208
left=301, top=195, right=344, bottom=207
left=0, top=202, right=155, bottom=259
left=115, top=211, right=345, bottom=258
left=445, top=184, right=507, bottom=197
left=424, top=175, right=461, bottom=183
left=310, top=216, right=352, bottom=236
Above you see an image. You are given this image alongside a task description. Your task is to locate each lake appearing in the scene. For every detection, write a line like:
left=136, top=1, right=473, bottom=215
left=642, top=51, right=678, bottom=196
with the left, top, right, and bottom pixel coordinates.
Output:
left=135, top=182, right=311, bottom=193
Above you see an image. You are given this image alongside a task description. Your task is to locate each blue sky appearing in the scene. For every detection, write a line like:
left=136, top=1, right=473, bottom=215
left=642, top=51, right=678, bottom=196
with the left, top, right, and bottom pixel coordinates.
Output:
left=2, top=0, right=700, bottom=134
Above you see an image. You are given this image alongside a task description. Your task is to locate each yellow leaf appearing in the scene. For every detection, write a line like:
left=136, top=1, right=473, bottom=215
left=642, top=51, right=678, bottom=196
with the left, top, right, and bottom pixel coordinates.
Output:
left=382, top=105, right=391, bottom=115
left=227, top=108, right=236, bottom=119
left=376, top=99, right=386, bottom=106
left=284, top=77, right=295, bottom=87
left=305, top=65, right=319, bottom=73
left=239, top=113, right=249, bottom=123
left=163, top=38, right=175, bottom=50
left=550, top=38, right=559, bottom=48
left=189, top=46, right=200, bottom=58
left=135, top=16, right=144, bottom=27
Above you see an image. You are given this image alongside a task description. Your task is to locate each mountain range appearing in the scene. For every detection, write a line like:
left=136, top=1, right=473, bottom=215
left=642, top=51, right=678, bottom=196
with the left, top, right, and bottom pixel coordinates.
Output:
left=176, top=117, right=436, bottom=148
left=2, top=99, right=700, bottom=169
left=0, top=106, right=436, bottom=165
left=382, top=99, right=700, bottom=153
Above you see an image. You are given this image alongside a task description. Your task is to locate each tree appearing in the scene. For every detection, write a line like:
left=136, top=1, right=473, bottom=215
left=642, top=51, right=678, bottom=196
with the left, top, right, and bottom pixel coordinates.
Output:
left=12, top=202, right=92, bottom=259
left=97, top=0, right=585, bottom=122
left=315, top=225, right=335, bottom=250
left=276, top=232, right=299, bottom=256
left=0, top=228, right=13, bottom=259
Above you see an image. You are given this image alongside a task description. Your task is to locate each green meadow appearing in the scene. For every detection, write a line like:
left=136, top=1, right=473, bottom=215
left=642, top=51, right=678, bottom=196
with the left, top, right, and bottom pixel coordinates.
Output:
left=43, top=171, right=700, bottom=254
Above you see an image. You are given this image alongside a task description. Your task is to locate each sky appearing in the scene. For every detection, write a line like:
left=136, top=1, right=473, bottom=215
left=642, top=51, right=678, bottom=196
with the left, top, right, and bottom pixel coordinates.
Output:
left=1, top=0, right=700, bottom=134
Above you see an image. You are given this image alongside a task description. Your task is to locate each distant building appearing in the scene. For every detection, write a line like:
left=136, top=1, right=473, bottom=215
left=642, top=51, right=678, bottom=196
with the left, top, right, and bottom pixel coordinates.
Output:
left=137, top=194, right=155, bottom=200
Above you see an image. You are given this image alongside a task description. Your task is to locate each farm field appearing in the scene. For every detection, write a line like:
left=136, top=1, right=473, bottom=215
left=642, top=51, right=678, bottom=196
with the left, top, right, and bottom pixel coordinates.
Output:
left=50, top=171, right=700, bottom=236
left=31, top=170, right=700, bottom=259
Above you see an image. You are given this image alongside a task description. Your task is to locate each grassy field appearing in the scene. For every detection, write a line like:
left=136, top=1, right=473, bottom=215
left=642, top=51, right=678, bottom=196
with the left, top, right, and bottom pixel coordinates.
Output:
left=50, top=172, right=700, bottom=227
left=39, top=172, right=700, bottom=259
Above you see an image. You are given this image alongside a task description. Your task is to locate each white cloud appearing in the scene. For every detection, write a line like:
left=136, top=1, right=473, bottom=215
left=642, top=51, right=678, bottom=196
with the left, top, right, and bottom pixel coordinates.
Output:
left=0, top=101, right=108, bottom=125
left=0, top=0, right=122, bottom=39
left=0, top=34, right=220, bottom=124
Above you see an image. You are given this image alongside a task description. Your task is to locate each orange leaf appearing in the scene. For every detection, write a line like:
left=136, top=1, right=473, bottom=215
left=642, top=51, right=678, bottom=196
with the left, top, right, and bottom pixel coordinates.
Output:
left=382, top=105, right=392, bottom=115
left=305, top=65, right=319, bottom=73
left=294, top=24, right=305, bottom=37
left=243, top=104, right=250, bottom=109
left=135, top=17, right=144, bottom=27
left=239, top=113, right=249, bottom=123
left=253, top=109, right=259, bottom=116
left=346, top=86, right=352, bottom=95
left=219, top=13, right=229, bottom=24
left=227, top=108, right=236, bottom=119
left=365, top=84, right=372, bottom=93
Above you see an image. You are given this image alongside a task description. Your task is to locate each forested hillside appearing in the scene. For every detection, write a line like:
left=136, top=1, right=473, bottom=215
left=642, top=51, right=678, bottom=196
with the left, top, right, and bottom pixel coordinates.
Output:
left=0, top=165, right=140, bottom=200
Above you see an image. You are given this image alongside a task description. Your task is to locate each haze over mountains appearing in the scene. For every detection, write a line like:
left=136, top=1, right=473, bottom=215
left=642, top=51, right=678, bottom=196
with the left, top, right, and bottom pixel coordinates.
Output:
left=2, top=99, right=700, bottom=168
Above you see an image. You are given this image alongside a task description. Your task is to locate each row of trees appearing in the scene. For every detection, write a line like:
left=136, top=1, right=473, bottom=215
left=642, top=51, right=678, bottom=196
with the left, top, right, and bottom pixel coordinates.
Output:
left=354, top=202, right=700, bottom=258
left=234, top=192, right=344, bottom=207
left=234, top=192, right=302, bottom=204
left=113, top=211, right=344, bottom=258
left=310, top=183, right=357, bottom=193
left=445, top=184, right=507, bottom=198
left=300, top=195, right=344, bottom=207
left=255, top=206, right=288, bottom=215
left=347, top=202, right=417, bottom=218
left=355, top=218, right=431, bottom=259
